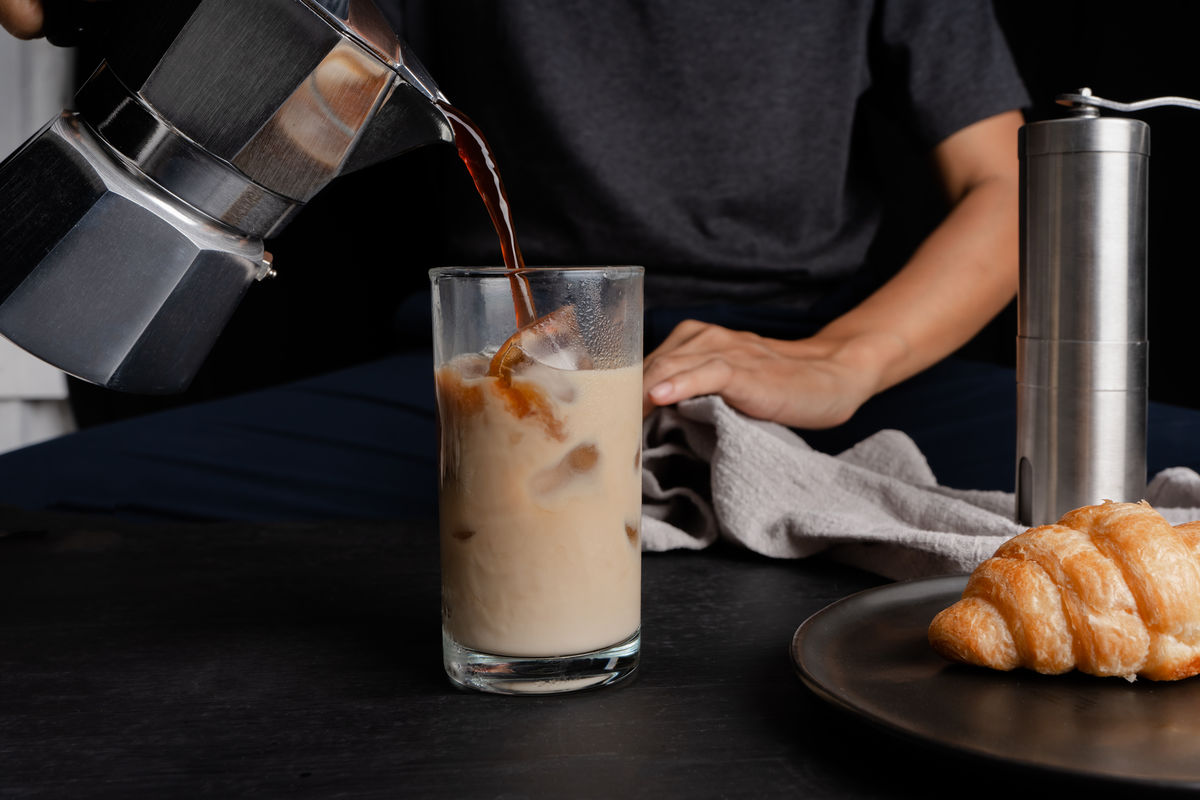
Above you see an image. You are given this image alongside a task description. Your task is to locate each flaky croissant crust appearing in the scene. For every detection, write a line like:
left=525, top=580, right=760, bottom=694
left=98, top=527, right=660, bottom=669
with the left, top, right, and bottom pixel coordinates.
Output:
left=929, top=500, right=1200, bottom=681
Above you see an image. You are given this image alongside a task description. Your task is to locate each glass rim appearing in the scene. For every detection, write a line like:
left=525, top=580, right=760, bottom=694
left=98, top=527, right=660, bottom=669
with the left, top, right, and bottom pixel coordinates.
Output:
left=429, top=265, right=644, bottom=279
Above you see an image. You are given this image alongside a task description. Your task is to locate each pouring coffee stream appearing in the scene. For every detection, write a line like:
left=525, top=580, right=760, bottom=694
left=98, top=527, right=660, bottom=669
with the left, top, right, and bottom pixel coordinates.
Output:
left=436, top=103, right=533, bottom=322
left=436, top=100, right=591, bottom=379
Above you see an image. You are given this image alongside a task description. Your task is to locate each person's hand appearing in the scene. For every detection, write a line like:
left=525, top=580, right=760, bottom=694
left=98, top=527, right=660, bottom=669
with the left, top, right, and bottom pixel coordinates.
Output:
left=0, top=0, right=43, bottom=38
left=642, top=319, right=905, bottom=430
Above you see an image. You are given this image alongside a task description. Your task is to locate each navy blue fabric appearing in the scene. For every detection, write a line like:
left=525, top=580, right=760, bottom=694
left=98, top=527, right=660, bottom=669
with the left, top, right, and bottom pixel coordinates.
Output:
left=0, top=353, right=439, bottom=522
left=2, top=343, right=1199, bottom=523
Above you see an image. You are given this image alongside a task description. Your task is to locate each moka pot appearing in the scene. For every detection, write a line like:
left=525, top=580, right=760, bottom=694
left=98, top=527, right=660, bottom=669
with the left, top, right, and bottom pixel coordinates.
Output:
left=0, top=0, right=453, bottom=393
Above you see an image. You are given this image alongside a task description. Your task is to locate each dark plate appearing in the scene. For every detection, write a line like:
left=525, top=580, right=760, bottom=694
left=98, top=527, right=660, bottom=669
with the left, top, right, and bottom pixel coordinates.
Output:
left=792, top=575, right=1200, bottom=788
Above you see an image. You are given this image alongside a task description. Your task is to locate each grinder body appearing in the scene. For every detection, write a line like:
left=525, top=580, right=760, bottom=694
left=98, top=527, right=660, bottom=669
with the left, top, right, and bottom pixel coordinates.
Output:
left=1016, top=115, right=1149, bottom=526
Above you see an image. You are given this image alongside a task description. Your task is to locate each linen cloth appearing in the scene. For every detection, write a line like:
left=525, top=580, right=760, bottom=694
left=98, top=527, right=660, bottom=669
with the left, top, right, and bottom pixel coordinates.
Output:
left=641, top=396, right=1200, bottom=581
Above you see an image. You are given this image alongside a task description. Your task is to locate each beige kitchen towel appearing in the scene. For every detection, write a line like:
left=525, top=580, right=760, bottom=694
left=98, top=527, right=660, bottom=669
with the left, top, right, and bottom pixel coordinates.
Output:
left=641, top=395, right=1200, bottom=581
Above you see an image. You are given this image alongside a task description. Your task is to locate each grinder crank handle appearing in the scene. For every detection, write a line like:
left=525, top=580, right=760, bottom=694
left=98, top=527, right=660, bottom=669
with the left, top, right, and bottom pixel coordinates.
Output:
left=42, top=0, right=112, bottom=47
left=1057, top=87, right=1200, bottom=114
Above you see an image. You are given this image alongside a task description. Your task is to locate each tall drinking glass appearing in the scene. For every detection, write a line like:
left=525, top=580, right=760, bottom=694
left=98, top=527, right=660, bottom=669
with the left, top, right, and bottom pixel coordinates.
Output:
left=430, top=266, right=644, bottom=694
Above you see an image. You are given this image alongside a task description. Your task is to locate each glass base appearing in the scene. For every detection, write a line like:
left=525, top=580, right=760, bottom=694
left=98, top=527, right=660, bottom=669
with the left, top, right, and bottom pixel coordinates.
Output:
left=443, top=628, right=640, bottom=695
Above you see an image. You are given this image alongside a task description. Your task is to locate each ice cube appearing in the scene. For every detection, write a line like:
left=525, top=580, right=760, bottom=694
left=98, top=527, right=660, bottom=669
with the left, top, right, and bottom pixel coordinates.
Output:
left=515, top=359, right=576, bottom=403
left=453, top=352, right=490, bottom=379
left=489, top=305, right=593, bottom=377
left=519, top=305, right=593, bottom=370
left=530, top=442, right=600, bottom=496
left=566, top=442, right=599, bottom=471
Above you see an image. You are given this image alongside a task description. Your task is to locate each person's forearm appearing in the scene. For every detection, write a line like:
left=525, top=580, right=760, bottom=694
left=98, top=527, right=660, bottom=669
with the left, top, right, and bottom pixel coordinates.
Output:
left=814, top=174, right=1018, bottom=393
left=811, top=112, right=1022, bottom=399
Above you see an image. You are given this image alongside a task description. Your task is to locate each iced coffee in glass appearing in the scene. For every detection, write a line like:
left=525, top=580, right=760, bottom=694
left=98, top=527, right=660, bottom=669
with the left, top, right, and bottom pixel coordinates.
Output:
left=430, top=266, right=643, bottom=694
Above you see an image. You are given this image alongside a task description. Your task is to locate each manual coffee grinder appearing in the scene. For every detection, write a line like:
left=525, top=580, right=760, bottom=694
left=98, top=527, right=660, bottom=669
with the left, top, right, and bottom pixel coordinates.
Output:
left=1017, top=88, right=1200, bottom=525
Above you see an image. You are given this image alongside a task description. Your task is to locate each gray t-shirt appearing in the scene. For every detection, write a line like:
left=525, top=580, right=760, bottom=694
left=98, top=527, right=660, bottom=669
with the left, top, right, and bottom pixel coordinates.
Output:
left=395, top=0, right=1029, bottom=315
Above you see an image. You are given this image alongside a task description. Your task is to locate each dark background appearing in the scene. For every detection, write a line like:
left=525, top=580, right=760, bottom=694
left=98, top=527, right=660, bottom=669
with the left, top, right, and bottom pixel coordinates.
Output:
left=65, top=2, right=1200, bottom=424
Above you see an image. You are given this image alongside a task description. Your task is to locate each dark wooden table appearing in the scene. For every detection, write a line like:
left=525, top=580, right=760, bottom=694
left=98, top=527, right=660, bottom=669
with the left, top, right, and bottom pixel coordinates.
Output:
left=0, top=508, right=1172, bottom=798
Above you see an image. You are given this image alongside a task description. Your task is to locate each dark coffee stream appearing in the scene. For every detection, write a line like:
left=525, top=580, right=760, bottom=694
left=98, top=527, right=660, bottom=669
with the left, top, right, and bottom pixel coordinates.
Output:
left=437, top=102, right=537, bottom=330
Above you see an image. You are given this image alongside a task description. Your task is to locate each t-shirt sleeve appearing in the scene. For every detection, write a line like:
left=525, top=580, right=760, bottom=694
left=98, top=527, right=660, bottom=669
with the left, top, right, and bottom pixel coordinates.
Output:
left=874, top=0, right=1030, bottom=146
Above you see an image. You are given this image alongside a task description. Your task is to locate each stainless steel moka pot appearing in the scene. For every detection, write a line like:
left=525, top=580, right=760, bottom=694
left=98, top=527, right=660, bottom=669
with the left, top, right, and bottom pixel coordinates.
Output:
left=0, top=0, right=453, bottom=393
left=1017, top=88, right=1200, bottom=525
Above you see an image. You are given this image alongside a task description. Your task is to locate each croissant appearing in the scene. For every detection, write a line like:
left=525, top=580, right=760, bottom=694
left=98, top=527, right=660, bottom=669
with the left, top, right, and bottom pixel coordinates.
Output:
left=928, top=500, right=1200, bottom=681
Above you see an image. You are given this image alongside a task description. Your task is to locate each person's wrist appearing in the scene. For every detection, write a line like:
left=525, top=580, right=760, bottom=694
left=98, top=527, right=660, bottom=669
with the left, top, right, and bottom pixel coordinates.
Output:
left=808, top=329, right=909, bottom=402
